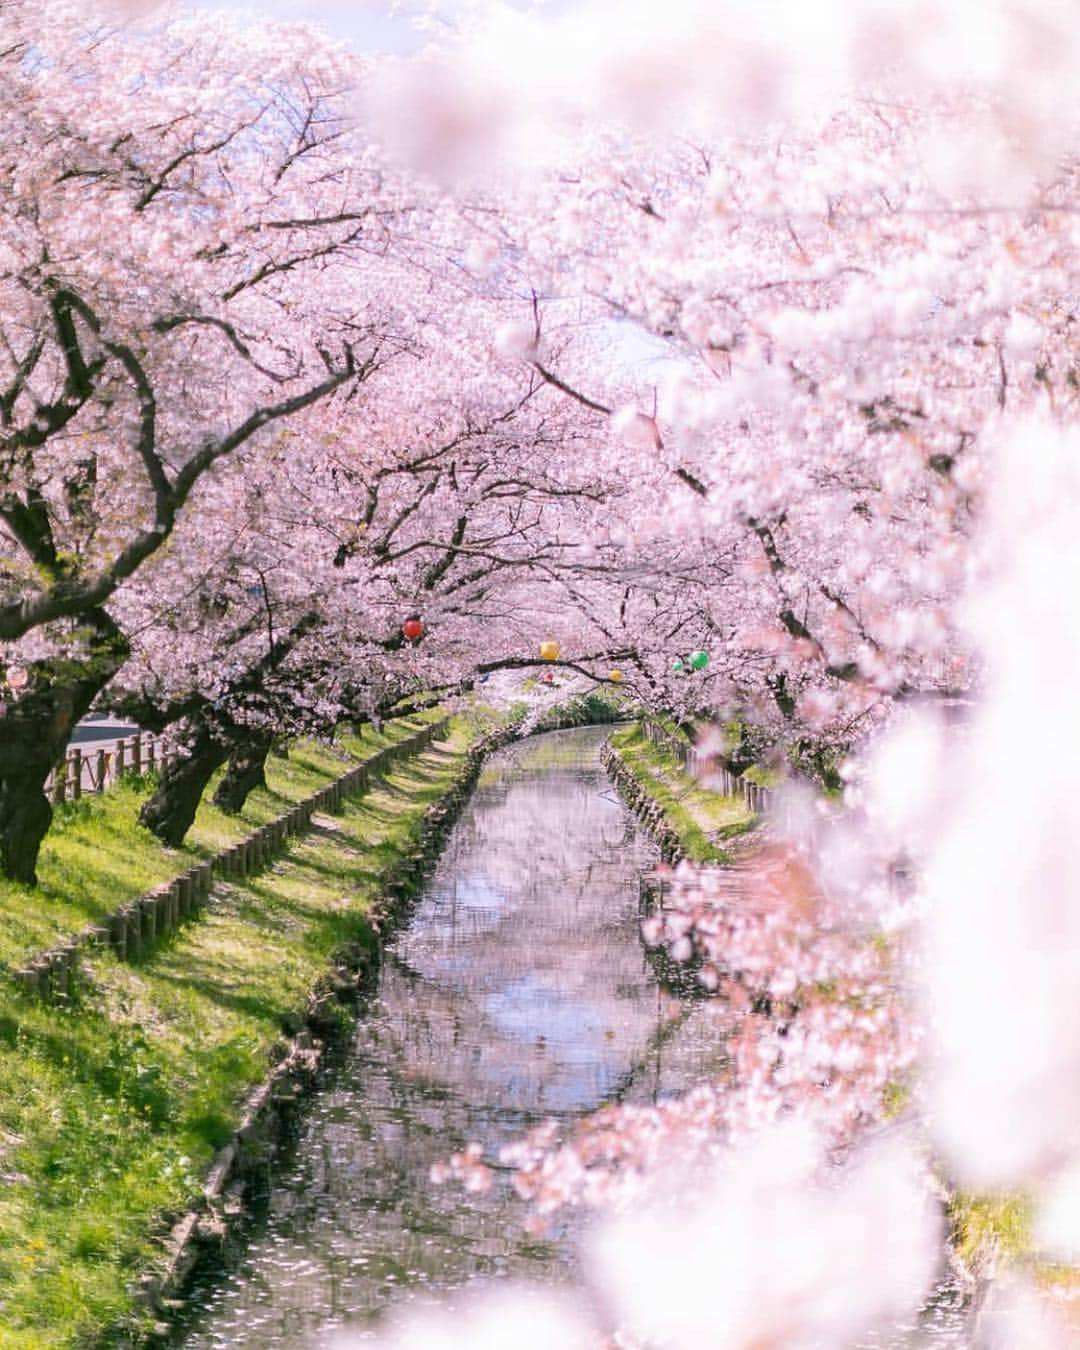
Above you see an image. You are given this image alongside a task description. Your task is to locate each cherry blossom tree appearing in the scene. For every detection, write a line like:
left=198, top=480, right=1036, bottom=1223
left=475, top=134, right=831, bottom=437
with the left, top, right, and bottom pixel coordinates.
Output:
left=0, top=1, right=423, bottom=879
left=5, top=0, right=1080, bottom=1338
left=335, top=2, right=1080, bottom=1346
left=100, top=283, right=644, bottom=839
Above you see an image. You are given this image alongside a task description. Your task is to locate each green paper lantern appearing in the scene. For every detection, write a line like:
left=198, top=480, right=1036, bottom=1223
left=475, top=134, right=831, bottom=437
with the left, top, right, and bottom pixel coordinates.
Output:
left=689, top=649, right=709, bottom=671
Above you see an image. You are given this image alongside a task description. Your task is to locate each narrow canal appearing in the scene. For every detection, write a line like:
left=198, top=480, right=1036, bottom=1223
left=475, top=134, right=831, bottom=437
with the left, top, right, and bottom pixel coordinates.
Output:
left=176, top=726, right=727, bottom=1347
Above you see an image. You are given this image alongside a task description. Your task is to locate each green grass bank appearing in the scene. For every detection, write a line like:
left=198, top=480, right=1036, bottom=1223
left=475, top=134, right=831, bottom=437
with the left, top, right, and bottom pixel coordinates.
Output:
left=605, top=721, right=756, bottom=863
left=0, top=712, right=443, bottom=973
left=0, top=709, right=490, bottom=1348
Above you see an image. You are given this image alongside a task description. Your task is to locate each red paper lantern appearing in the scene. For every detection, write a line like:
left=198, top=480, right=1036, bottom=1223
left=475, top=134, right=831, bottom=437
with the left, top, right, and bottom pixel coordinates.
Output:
left=402, top=618, right=424, bottom=641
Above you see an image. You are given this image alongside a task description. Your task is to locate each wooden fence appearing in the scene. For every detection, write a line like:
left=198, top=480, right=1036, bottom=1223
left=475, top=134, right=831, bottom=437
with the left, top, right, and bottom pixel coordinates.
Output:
left=639, top=714, right=772, bottom=814
left=45, top=733, right=175, bottom=805
left=20, top=715, right=457, bottom=1004
left=639, top=713, right=694, bottom=770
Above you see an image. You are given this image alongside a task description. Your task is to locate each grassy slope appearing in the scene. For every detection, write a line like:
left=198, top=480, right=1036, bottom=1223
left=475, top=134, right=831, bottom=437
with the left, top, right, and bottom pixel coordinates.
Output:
left=0, top=713, right=440, bottom=972
left=0, top=713, right=471, bottom=1348
left=948, top=1190, right=1033, bottom=1276
left=607, top=722, right=756, bottom=862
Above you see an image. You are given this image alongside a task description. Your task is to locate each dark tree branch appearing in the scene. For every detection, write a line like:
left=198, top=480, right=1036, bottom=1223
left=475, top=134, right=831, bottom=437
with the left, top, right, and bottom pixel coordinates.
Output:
left=422, top=514, right=468, bottom=589
left=151, top=313, right=298, bottom=383
left=0, top=346, right=358, bottom=641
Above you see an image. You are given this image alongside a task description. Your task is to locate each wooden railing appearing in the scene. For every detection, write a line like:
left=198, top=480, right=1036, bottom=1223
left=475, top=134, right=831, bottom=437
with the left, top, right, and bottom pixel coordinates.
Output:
left=19, top=715, right=461, bottom=1004
left=639, top=713, right=773, bottom=813
left=45, top=733, right=175, bottom=805
left=639, top=713, right=693, bottom=769
left=702, top=760, right=772, bottom=814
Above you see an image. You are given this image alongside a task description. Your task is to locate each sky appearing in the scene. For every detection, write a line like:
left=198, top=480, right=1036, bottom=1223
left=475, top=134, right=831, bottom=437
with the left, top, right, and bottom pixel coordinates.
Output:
left=182, top=0, right=586, bottom=54
left=183, top=0, right=425, bottom=52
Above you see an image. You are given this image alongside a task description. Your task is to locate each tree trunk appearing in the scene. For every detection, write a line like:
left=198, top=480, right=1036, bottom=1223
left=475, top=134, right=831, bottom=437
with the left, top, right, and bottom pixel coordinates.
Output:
left=213, top=730, right=274, bottom=814
left=0, top=723, right=56, bottom=886
left=139, top=723, right=229, bottom=847
left=138, top=611, right=322, bottom=845
left=0, top=611, right=127, bottom=885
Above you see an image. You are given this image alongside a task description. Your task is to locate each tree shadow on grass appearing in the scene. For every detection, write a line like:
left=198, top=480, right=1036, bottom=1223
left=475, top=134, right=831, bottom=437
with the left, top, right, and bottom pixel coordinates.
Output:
left=143, top=904, right=369, bottom=1020
left=256, top=851, right=399, bottom=901
left=232, top=872, right=380, bottom=932
left=147, top=964, right=318, bottom=1027
left=241, top=784, right=292, bottom=815
left=359, top=766, right=458, bottom=811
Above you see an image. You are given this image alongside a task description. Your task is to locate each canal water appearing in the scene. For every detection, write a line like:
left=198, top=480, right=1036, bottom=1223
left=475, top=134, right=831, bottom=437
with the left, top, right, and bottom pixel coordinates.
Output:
left=176, top=725, right=974, bottom=1349
left=176, top=726, right=728, bottom=1348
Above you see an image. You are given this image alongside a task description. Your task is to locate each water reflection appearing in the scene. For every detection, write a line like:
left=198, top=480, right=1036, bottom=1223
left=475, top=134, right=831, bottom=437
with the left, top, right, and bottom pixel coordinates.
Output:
left=177, top=727, right=726, bottom=1348
left=175, top=728, right=978, bottom=1349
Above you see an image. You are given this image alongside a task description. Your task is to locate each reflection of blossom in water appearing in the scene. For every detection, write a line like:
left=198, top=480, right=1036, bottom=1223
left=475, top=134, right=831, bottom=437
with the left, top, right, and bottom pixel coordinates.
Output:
left=181, top=728, right=733, bottom=1348
left=351, top=1285, right=594, bottom=1350
left=391, top=740, right=663, bottom=1115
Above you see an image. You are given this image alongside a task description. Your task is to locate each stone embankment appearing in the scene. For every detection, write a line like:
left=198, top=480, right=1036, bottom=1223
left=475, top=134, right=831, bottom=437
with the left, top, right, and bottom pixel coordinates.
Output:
left=600, top=736, right=687, bottom=863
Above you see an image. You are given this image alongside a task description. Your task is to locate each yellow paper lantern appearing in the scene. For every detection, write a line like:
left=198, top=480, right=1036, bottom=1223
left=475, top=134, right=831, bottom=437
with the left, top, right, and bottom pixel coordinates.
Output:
left=608, top=669, right=623, bottom=683
left=539, top=640, right=560, bottom=661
